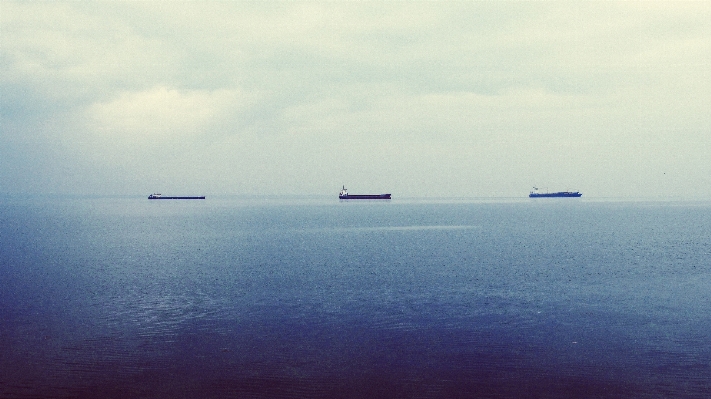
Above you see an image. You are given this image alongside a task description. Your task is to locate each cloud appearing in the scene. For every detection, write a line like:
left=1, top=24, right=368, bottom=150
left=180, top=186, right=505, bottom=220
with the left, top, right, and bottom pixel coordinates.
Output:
left=2, top=3, right=172, bottom=103
left=2, top=1, right=711, bottom=196
left=84, top=87, right=240, bottom=142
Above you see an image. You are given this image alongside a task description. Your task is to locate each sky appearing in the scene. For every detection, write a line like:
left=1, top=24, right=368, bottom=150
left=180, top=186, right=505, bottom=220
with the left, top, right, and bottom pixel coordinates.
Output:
left=2, top=1, right=710, bottom=198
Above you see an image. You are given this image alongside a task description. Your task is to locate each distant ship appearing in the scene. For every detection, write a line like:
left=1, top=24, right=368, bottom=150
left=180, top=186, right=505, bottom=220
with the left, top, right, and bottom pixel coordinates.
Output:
left=529, top=187, right=581, bottom=198
left=339, top=186, right=391, bottom=200
left=148, top=193, right=205, bottom=200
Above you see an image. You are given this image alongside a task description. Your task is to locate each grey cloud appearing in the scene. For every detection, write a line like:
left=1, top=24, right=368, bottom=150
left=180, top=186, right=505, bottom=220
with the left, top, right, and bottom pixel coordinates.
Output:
left=2, top=1, right=710, bottom=197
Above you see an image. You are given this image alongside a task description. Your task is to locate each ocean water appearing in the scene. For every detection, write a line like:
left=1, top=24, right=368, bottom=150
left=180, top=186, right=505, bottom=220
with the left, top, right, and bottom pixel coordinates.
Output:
left=1, top=196, right=710, bottom=398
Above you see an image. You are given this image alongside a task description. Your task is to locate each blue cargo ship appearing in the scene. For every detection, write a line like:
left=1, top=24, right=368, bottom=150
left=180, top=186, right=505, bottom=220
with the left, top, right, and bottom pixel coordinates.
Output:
left=339, top=186, right=391, bottom=200
left=529, top=187, right=581, bottom=198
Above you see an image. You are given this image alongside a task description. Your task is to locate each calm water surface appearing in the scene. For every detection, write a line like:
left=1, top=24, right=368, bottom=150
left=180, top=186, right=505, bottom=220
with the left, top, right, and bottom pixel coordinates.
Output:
left=1, top=196, right=710, bottom=398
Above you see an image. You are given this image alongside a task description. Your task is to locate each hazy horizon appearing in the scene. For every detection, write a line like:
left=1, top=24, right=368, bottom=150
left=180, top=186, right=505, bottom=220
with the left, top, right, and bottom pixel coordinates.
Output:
left=2, top=2, right=710, bottom=198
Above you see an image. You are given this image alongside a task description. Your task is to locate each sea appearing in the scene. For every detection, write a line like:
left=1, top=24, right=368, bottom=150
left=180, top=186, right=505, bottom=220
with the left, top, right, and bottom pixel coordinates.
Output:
left=1, top=195, right=710, bottom=398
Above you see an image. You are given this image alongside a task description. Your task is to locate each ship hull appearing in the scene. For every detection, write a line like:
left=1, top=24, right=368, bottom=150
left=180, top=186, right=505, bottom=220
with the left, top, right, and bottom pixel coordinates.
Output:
left=148, top=196, right=205, bottom=200
left=339, top=194, right=391, bottom=200
left=529, top=192, right=581, bottom=198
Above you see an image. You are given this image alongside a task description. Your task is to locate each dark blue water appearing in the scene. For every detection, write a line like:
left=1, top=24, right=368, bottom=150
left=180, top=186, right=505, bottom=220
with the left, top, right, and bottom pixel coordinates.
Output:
left=2, top=196, right=710, bottom=398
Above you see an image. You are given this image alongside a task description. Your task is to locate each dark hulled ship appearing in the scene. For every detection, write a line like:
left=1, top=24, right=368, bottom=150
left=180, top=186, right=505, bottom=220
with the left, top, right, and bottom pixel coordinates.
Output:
left=339, top=186, right=391, bottom=200
left=148, top=193, right=205, bottom=200
left=529, top=187, right=581, bottom=198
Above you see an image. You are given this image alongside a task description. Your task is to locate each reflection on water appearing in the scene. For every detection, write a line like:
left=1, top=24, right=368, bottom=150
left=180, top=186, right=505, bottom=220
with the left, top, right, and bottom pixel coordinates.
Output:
left=1, top=198, right=711, bottom=398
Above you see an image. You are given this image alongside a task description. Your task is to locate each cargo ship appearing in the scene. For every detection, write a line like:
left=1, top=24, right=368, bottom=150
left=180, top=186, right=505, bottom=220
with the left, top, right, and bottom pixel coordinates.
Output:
left=339, top=186, right=391, bottom=200
left=529, top=187, right=581, bottom=198
left=148, top=193, right=205, bottom=200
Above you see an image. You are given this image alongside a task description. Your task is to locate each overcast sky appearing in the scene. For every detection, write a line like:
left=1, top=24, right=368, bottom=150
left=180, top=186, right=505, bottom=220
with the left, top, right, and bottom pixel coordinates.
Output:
left=2, top=2, right=710, bottom=198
